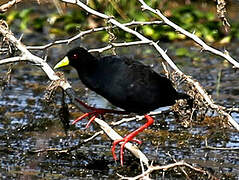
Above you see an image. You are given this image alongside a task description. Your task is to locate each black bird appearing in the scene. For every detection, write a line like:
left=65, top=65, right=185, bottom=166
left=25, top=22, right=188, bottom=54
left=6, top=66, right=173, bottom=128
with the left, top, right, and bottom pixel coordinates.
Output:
left=54, top=47, right=191, bottom=165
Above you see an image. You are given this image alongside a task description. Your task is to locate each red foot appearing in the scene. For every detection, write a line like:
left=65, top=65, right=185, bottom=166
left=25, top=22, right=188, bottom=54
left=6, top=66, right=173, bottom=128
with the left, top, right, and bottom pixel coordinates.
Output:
left=73, top=98, right=128, bottom=128
left=111, top=114, right=154, bottom=166
left=72, top=109, right=107, bottom=128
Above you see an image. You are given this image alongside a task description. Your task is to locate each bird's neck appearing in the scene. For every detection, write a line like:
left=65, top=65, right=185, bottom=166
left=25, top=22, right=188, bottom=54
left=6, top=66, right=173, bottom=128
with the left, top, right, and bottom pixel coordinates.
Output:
left=78, top=54, right=98, bottom=68
left=76, top=54, right=98, bottom=73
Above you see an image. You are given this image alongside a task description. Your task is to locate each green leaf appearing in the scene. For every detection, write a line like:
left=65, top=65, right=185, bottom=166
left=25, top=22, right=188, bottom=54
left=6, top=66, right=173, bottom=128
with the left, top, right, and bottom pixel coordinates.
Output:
left=102, top=33, right=110, bottom=42
left=176, top=48, right=189, bottom=57
left=219, top=36, right=231, bottom=44
left=64, top=23, right=81, bottom=32
left=19, top=9, right=33, bottom=19
left=143, top=26, right=154, bottom=36
left=7, top=11, right=18, bottom=24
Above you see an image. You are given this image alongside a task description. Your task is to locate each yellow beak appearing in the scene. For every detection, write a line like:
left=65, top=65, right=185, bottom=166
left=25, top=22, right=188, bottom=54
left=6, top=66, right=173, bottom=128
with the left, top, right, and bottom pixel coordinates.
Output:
left=54, top=56, right=70, bottom=69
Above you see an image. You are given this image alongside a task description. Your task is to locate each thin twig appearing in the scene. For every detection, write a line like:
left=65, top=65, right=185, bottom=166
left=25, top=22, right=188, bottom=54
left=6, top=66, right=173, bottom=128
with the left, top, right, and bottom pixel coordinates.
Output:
left=111, top=110, right=164, bottom=126
left=83, top=131, right=104, bottom=143
left=30, top=147, right=68, bottom=153
left=23, top=21, right=162, bottom=51
left=204, top=138, right=239, bottom=150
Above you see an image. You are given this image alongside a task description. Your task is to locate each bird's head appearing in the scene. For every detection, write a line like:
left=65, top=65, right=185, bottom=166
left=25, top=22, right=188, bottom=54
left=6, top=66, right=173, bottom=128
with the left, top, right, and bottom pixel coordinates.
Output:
left=54, top=47, right=95, bottom=70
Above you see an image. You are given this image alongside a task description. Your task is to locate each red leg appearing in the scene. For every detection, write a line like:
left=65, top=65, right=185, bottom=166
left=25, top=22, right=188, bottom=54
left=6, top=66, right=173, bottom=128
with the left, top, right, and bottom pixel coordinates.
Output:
left=112, top=114, right=154, bottom=166
left=73, top=98, right=128, bottom=127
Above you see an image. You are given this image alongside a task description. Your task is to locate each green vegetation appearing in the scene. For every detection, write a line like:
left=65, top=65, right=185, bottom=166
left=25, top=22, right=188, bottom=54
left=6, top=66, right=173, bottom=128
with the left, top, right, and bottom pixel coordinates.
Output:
left=1, top=1, right=239, bottom=45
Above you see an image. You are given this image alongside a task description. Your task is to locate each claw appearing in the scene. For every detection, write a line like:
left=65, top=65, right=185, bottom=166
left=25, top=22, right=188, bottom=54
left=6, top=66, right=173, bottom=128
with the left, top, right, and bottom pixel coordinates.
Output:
left=131, top=139, right=142, bottom=144
left=86, top=115, right=96, bottom=128
left=112, top=139, right=122, bottom=160
left=72, top=111, right=98, bottom=128
left=72, top=113, right=91, bottom=124
left=112, top=136, right=142, bottom=165
left=72, top=109, right=108, bottom=128
left=120, top=141, right=128, bottom=166
left=111, top=114, right=154, bottom=166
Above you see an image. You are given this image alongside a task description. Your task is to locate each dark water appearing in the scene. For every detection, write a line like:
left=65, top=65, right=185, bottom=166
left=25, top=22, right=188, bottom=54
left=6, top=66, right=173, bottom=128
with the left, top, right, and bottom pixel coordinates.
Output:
left=0, top=2, right=239, bottom=180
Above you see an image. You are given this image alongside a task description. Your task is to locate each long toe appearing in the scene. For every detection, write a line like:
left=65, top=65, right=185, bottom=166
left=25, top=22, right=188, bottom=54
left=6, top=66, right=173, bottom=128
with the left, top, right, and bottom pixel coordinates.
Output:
left=86, top=115, right=96, bottom=128
left=112, top=135, right=142, bottom=166
left=72, top=112, right=90, bottom=124
left=112, top=139, right=124, bottom=161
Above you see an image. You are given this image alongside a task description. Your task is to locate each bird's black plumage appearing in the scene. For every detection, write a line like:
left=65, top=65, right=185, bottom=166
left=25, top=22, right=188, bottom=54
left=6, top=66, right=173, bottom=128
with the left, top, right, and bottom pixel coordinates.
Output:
left=54, top=47, right=192, bottom=166
left=54, top=47, right=189, bottom=113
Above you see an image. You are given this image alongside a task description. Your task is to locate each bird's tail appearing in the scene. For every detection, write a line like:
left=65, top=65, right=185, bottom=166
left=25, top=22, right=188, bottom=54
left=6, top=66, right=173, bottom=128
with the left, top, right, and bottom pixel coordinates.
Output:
left=177, top=92, right=193, bottom=108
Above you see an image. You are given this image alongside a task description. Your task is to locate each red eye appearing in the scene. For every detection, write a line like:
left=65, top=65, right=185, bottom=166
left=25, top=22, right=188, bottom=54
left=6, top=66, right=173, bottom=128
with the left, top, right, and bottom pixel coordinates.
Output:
left=72, top=53, right=78, bottom=59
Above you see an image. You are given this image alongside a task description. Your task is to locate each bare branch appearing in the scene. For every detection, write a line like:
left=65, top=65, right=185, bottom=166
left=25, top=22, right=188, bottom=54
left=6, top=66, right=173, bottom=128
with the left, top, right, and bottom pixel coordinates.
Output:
left=119, top=160, right=218, bottom=180
left=215, top=0, right=230, bottom=31
left=111, top=111, right=164, bottom=127
left=0, top=0, right=23, bottom=13
left=0, top=22, right=59, bottom=81
left=25, top=21, right=162, bottom=51
left=89, top=41, right=149, bottom=53
left=138, top=0, right=239, bottom=68
left=94, top=118, right=149, bottom=166
left=205, top=138, right=239, bottom=150
left=0, top=56, right=23, bottom=65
